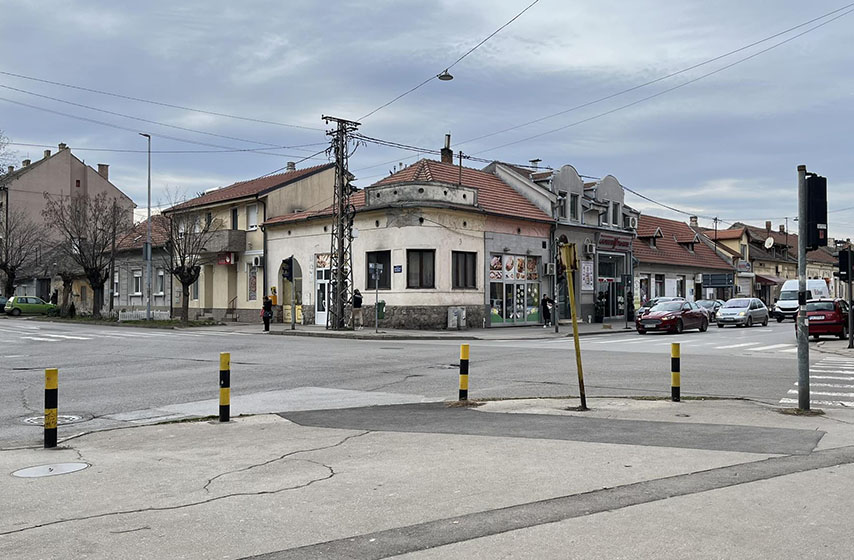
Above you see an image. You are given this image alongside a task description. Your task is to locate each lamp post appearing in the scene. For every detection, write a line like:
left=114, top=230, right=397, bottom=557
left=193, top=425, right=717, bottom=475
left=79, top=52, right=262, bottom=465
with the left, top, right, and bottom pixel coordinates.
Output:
left=139, top=133, right=152, bottom=320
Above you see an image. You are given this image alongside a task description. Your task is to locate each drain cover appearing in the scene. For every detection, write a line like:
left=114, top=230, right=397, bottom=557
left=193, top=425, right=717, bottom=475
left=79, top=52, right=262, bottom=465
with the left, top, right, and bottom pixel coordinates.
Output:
left=22, top=415, right=84, bottom=426
left=12, top=462, right=90, bottom=478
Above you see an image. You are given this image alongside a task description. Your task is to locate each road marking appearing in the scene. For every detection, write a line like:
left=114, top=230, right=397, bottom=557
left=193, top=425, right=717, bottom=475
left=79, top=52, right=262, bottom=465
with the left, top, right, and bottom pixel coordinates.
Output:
left=749, top=344, right=792, bottom=351
left=20, top=336, right=58, bottom=342
left=592, top=338, right=638, bottom=344
left=780, top=348, right=798, bottom=353
left=779, top=398, right=854, bottom=407
left=714, top=342, right=760, bottom=349
left=787, top=389, right=854, bottom=398
left=797, top=382, right=854, bottom=389
left=38, top=334, right=93, bottom=340
left=810, top=375, right=854, bottom=381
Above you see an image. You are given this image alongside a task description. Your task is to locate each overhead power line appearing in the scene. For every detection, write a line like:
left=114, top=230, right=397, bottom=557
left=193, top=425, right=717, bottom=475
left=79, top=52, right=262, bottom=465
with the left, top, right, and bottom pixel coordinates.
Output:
left=358, top=0, right=540, bottom=120
left=0, top=69, right=323, bottom=131
left=8, top=140, right=327, bottom=156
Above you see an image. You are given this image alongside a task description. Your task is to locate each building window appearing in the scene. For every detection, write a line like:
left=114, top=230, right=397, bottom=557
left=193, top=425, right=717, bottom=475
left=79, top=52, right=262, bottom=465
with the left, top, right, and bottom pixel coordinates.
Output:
left=231, top=207, right=239, bottom=230
left=570, top=194, right=579, bottom=221
left=248, top=266, right=257, bottom=301
left=80, top=285, right=87, bottom=303
left=407, top=249, right=435, bottom=289
left=113, top=272, right=119, bottom=297
left=612, top=202, right=621, bottom=226
left=655, top=274, right=665, bottom=297
left=205, top=212, right=212, bottom=228
left=366, top=250, right=391, bottom=290
left=247, top=204, right=258, bottom=231
left=191, top=279, right=199, bottom=300
left=452, top=251, right=477, bottom=289
left=156, top=268, right=165, bottom=294
left=133, top=270, right=143, bottom=295
left=557, top=191, right=567, bottom=219
left=740, top=243, right=747, bottom=258
left=649, top=237, right=656, bottom=248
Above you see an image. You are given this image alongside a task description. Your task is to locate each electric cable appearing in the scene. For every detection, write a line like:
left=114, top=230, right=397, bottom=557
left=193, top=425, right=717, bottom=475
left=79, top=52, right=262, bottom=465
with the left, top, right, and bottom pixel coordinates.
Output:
left=8, top=141, right=327, bottom=155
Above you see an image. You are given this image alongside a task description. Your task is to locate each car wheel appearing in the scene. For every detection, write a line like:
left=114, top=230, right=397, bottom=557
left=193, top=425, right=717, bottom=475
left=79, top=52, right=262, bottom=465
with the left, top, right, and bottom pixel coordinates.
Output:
left=637, top=328, right=646, bottom=335
left=747, top=316, right=753, bottom=327
left=10, top=308, right=21, bottom=316
left=762, top=316, right=768, bottom=327
left=674, top=319, right=684, bottom=334
left=812, top=334, right=820, bottom=341
left=776, top=316, right=784, bottom=323
left=699, top=318, right=708, bottom=332
left=717, top=323, right=724, bottom=328
left=839, top=325, right=848, bottom=340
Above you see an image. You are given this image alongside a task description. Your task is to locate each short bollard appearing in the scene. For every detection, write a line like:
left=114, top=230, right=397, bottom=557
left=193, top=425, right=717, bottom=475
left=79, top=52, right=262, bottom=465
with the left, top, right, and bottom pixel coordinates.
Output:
left=44, top=368, right=58, bottom=448
left=459, top=344, right=469, bottom=401
left=671, top=343, right=681, bottom=402
left=219, top=352, right=230, bottom=422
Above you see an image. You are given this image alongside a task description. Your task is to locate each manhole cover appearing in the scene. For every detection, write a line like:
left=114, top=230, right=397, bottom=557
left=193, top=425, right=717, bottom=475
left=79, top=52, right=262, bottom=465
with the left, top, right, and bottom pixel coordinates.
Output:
left=12, top=462, right=90, bottom=478
left=22, top=415, right=84, bottom=426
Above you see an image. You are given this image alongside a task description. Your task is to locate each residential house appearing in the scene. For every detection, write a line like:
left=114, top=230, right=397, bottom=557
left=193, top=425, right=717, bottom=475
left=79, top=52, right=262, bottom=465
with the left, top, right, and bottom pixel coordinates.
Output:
left=264, top=155, right=553, bottom=329
left=108, top=216, right=172, bottom=314
left=0, top=143, right=135, bottom=303
left=634, top=215, right=735, bottom=304
left=489, top=162, right=639, bottom=322
left=162, top=163, right=335, bottom=322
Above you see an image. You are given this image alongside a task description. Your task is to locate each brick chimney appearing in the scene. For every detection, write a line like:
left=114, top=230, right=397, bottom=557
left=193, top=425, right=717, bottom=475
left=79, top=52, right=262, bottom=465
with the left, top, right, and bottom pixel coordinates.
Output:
left=689, top=216, right=699, bottom=227
left=97, top=164, right=109, bottom=180
left=58, top=142, right=67, bottom=150
left=22, top=159, right=31, bottom=167
left=779, top=224, right=785, bottom=233
left=43, top=149, right=51, bottom=159
left=6, top=165, right=13, bottom=174
left=440, top=133, right=453, bottom=164
left=286, top=161, right=296, bottom=171
left=765, top=220, right=772, bottom=232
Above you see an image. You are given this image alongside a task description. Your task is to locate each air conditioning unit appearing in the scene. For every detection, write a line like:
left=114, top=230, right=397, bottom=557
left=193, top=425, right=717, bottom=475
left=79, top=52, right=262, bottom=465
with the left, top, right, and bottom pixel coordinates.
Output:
left=584, top=242, right=596, bottom=256
left=545, top=262, right=556, bottom=276
left=628, top=216, right=638, bottom=229
left=252, top=255, right=265, bottom=267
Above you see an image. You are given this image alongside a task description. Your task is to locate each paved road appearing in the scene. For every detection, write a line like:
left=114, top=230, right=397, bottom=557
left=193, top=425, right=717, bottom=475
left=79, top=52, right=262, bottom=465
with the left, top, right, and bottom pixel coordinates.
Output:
left=0, top=317, right=842, bottom=448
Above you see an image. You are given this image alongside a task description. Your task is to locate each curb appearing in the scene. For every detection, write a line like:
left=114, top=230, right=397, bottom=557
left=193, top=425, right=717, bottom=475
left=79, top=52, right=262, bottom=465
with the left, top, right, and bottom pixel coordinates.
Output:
left=264, top=326, right=627, bottom=341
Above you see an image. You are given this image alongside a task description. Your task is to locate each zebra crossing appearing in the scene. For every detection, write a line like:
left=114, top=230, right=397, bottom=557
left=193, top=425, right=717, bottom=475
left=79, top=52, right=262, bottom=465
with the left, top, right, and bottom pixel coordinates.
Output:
left=576, top=333, right=800, bottom=356
left=0, top=323, right=253, bottom=347
left=779, top=357, right=854, bottom=408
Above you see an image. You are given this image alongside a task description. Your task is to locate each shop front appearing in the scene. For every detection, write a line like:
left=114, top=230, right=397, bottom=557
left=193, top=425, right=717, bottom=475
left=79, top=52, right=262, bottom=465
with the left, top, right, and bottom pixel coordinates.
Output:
left=488, top=254, right=542, bottom=325
left=597, top=234, right=632, bottom=320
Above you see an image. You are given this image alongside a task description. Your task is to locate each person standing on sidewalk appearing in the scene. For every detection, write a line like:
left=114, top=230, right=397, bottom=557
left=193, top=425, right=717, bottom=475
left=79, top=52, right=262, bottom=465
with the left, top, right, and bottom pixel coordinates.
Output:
left=541, top=294, right=555, bottom=328
left=351, top=289, right=364, bottom=330
left=261, top=296, right=273, bottom=332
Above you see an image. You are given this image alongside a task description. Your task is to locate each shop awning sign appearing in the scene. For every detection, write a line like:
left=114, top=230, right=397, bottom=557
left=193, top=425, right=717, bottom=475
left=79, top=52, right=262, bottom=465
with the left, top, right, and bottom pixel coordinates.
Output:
left=598, top=234, right=631, bottom=251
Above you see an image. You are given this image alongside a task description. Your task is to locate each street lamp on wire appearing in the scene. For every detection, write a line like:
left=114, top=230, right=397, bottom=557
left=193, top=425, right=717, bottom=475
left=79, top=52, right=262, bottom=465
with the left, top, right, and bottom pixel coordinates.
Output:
left=139, top=133, right=152, bottom=320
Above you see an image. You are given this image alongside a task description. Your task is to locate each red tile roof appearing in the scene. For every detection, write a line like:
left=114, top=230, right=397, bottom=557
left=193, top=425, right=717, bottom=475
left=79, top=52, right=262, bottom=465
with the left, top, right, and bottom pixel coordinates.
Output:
left=168, top=163, right=334, bottom=211
left=635, top=215, right=733, bottom=270
left=116, top=215, right=170, bottom=250
left=700, top=227, right=745, bottom=241
left=265, top=159, right=552, bottom=225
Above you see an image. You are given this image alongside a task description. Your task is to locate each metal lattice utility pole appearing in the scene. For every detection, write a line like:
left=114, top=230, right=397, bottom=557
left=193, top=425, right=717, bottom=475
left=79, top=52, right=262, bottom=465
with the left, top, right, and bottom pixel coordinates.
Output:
left=323, top=115, right=359, bottom=330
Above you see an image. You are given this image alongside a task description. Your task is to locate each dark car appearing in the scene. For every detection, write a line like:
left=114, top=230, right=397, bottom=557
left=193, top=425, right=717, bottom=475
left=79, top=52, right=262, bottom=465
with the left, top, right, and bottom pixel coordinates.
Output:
left=636, top=296, right=685, bottom=318
left=0, top=295, right=6, bottom=314
left=806, top=298, right=849, bottom=340
left=695, top=299, right=725, bottom=321
left=636, top=300, right=709, bottom=334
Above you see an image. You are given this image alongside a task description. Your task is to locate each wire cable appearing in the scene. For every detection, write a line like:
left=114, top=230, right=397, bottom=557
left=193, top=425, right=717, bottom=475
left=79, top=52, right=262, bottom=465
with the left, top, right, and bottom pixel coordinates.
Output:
left=358, top=0, right=540, bottom=120
left=8, top=141, right=328, bottom=155
left=0, top=69, right=323, bottom=131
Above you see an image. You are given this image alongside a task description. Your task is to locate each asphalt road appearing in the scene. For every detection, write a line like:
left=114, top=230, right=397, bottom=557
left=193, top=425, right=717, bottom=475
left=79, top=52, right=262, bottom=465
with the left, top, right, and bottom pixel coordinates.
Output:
left=0, top=317, right=815, bottom=447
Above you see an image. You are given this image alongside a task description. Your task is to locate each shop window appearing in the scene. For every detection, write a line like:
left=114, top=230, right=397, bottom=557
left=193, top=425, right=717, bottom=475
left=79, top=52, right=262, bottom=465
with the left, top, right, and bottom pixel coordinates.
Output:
left=452, top=251, right=477, bottom=289
left=407, top=249, right=435, bottom=289
left=366, top=251, right=391, bottom=290
left=655, top=274, right=665, bottom=297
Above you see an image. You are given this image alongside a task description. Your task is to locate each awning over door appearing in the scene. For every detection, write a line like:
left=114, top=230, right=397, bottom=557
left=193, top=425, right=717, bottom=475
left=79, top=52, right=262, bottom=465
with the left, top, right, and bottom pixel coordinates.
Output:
left=755, top=274, right=787, bottom=285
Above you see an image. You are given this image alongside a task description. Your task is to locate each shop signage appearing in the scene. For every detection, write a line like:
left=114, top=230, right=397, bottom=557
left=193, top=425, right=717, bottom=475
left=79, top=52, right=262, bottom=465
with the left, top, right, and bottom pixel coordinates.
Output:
left=702, top=273, right=734, bottom=288
left=217, top=252, right=235, bottom=265
left=393, top=265, right=402, bottom=273
left=736, top=261, right=752, bottom=272
left=598, top=234, right=631, bottom=251
left=580, top=260, right=594, bottom=291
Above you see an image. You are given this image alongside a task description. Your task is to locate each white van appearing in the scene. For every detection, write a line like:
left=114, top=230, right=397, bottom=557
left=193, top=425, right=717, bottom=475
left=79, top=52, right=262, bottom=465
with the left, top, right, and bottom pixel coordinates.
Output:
left=772, top=279, right=830, bottom=322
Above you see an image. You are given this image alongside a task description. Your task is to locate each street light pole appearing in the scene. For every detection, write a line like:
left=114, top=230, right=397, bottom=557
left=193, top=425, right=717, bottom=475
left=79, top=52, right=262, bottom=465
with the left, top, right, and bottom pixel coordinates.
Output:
left=140, top=133, right=152, bottom=321
left=796, top=165, right=810, bottom=411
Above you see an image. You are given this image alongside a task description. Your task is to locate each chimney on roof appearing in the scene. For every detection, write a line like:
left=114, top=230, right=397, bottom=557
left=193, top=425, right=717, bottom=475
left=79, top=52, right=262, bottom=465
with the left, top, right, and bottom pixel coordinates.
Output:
left=22, top=159, right=31, bottom=167
left=43, top=149, right=51, bottom=159
left=7, top=165, right=13, bottom=174
left=529, top=159, right=541, bottom=169
left=440, top=133, right=453, bottom=164
left=286, top=161, right=296, bottom=172
left=765, top=220, right=772, bottom=232
left=97, top=164, right=109, bottom=180
left=58, top=142, right=67, bottom=150
left=689, top=215, right=698, bottom=227
left=779, top=224, right=785, bottom=233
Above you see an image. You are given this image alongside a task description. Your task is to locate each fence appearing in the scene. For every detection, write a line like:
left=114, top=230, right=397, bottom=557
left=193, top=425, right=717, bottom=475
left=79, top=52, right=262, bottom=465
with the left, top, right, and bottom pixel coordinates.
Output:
left=118, top=310, right=171, bottom=322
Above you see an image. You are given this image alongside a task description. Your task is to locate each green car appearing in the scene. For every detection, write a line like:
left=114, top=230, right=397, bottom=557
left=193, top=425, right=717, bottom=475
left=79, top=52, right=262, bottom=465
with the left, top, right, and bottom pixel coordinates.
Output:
left=4, top=296, right=57, bottom=316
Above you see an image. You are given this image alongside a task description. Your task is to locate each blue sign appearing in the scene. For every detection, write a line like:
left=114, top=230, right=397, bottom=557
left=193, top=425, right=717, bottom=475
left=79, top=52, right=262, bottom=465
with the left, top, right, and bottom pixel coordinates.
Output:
left=393, top=265, right=402, bottom=273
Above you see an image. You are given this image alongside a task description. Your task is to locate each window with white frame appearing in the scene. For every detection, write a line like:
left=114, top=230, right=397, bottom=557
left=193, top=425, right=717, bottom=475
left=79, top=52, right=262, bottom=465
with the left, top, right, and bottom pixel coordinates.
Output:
left=156, top=268, right=165, bottom=294
left=247, top=204, right=258, bottom=231
left=113, top=271, right=119, bottom=297
left=133, top=270, right=143, bottom=295
left=557, top=191, right=567, bottom=219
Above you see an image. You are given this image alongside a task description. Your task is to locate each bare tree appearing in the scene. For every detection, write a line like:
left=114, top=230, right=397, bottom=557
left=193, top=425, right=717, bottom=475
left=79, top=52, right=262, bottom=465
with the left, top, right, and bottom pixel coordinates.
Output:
left=158, top=190, right=223, bottom=324
left=0, top=130, right=15, bottom=169
left=0, top=209, right=46, bottom=297
left=43, top=191, right=131, bottom=318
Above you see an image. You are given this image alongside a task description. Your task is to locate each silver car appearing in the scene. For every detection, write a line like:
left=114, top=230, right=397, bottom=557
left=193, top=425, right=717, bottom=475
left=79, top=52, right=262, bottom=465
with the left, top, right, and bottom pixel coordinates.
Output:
left=716, top=297, right=769, bottom=328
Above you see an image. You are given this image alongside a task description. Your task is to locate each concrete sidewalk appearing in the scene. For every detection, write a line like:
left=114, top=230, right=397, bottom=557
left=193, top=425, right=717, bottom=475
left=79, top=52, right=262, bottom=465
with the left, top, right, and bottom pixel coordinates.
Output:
left=3, top=397, right=854, bottom=559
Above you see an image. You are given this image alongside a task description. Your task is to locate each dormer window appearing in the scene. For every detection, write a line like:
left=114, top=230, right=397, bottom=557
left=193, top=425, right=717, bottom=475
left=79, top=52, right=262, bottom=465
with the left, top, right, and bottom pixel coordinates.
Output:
left=649, top=237, right=656, bottom=248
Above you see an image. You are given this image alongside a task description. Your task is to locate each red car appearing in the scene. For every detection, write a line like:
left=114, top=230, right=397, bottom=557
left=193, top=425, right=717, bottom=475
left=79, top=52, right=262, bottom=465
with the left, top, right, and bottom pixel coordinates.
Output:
left=636, top=300, right=709, bottom=334
left=806, top=298, right=849, bottom=340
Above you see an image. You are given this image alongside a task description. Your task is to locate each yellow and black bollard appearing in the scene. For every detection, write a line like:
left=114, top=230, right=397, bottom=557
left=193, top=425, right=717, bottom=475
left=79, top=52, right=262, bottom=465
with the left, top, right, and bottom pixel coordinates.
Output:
left=459, top=344, right=469, bottom=401
left=44, top=368, right=58, bottom=448
left=219, top=352, right=230, bottom=422
left=671, top=343, right=681, bottom=402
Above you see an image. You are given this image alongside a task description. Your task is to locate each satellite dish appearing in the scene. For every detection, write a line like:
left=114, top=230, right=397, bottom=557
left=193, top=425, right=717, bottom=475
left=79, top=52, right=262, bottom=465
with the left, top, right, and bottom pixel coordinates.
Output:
left=764, top=237, right=774, bottom=249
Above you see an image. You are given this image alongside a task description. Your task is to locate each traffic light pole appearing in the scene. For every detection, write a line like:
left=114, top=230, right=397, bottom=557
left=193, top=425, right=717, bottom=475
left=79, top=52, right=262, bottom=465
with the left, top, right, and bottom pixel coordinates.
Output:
left=796, top=165, right=810, bottom=411
left=848, top=248, right=853, bottom=349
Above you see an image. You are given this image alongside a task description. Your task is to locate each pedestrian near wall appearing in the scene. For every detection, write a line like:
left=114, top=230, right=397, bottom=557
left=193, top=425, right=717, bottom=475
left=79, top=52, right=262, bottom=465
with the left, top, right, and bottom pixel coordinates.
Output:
left=351, top=289, right=364, bottom=330
left=261, top=295, right=273, bottom=332
left=541, top=294, right=555, bottom=328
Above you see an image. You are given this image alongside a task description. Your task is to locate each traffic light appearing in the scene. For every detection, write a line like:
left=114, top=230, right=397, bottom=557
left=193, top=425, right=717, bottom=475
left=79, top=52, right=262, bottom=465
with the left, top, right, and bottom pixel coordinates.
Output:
left=840, top=248, right=852, bottom=282
left=806, top=174, right=827, bottom=250
left=281, top=256, right=293, bottom=282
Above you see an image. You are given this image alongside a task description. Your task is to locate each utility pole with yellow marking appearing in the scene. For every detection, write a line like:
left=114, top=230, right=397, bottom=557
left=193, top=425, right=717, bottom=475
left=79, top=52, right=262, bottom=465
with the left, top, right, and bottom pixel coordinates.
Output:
left=559, top=243, right=588, bottom=410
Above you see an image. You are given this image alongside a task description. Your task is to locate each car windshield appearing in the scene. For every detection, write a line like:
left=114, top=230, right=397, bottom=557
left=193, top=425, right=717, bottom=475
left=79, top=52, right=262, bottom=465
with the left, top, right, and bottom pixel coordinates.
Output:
left=807, top=302, right=835, bottom=312
left=651, top=302, right=683, bottom=312
left=780, top=290, right=813, bottom=300
left=724, top=299, right=750, bottom=308
left=696, top=301, right=714, bottom=308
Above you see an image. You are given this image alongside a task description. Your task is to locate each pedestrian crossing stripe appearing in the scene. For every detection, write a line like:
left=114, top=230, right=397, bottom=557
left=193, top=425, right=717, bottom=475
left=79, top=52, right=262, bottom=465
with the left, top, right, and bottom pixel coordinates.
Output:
left=787, top=389, right=854, bottom=398
left=779, top=398, right=854, bottom=407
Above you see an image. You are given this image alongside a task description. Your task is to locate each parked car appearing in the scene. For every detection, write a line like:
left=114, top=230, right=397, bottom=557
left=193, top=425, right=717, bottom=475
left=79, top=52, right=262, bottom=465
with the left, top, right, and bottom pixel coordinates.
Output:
left=716, top=297, right=769, bottom=328
left=772, top=279, right=830, bottom=322
left=636, top=300, right=708, bottom=334
left=4, top=296, right=57, bottom=316
left=695, top=299, right=725, bottom=321
left=0, top=295, right=7, bottom=314
left=805, top=298, right=849, bottom=340
left=636, top=296, right=685, bottom=318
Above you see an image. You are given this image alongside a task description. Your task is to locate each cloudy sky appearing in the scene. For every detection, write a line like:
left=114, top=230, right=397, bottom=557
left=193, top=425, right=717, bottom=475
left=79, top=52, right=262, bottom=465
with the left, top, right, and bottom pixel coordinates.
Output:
left=2, top=1, right=852, bottom=238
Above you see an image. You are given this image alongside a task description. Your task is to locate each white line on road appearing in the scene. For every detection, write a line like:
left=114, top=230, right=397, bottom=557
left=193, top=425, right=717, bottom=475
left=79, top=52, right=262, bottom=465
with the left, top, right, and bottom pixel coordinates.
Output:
left=714, top=342, right=760, bottom=349
left=796, top=381, right=854, bottom=389
left=787, top=389, right=854, bottom=398
left=20, top=336, right=58, bottom=342
left=779, top=398, right=854, bottom=407
left=780, top=348, right=798, bottom=353
left=810, top=375, right=854, bottom=381
left=38, top=334, right=93, bottom=340
left=749, top=344, right=793, bottom=352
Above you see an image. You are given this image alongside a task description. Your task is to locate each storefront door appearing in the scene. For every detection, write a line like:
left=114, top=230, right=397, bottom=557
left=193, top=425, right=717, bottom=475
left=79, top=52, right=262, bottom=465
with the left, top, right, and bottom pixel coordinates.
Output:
left=488, top=254, right=542, bottom=325
left=314, top=254, right=331, bottom=326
